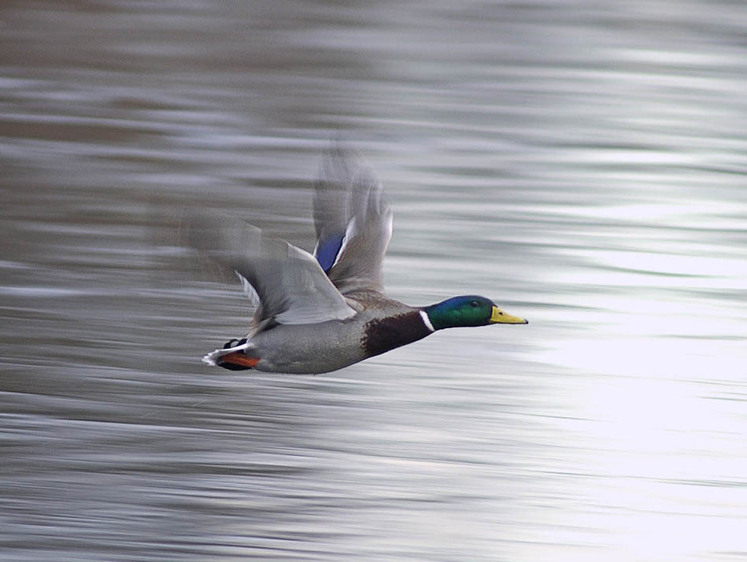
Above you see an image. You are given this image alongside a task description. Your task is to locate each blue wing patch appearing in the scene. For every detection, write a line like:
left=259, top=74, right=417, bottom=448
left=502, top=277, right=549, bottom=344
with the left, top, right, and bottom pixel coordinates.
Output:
left=315, top=232, right=345, bottom=273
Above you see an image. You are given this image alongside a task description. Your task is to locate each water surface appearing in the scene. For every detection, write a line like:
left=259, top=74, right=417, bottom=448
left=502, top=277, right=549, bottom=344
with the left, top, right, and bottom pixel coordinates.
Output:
left=1, top=1, right=746, bottom=561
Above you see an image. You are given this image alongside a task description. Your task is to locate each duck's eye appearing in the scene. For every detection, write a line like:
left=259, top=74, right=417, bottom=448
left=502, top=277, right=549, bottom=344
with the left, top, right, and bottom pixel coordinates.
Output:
left=469, top=300, right=480, bottom=308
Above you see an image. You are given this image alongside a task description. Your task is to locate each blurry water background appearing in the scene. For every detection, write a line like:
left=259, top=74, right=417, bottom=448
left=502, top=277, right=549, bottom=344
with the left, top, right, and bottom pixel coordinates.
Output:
left=1, top=1, right=746, bottom=561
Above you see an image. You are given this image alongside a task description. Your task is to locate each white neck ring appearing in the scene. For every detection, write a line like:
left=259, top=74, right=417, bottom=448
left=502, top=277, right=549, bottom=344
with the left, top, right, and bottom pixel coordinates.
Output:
left=419, top=310, right=435, bottom=332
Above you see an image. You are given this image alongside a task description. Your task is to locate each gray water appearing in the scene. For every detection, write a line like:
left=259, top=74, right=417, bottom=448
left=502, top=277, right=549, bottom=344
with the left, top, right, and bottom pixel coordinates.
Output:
left=2, top=1, right=746, bottom=560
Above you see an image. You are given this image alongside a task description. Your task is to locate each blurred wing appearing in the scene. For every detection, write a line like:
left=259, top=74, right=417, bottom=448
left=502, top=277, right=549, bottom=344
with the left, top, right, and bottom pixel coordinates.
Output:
left=313, top=146, right=393, bottom=295
left=186, top=214, right=356, bottom=328
left=236, top=271, right=260, bottom=309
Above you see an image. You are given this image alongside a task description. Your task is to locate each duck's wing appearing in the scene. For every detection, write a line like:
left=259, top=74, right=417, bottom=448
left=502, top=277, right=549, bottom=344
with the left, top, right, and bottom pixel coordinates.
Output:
left=187, top=214, right=356, bottom=330
left=313, top=146, right=393, bottom=295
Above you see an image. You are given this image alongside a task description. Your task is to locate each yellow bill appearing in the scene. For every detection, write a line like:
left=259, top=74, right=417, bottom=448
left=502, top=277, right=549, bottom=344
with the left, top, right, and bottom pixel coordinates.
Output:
left=490, top=306, right=528, bottom=325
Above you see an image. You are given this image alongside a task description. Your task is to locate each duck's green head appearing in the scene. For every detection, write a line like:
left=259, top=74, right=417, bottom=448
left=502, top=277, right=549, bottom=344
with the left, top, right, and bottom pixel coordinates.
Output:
left=423, top=295, right=528, bottom=331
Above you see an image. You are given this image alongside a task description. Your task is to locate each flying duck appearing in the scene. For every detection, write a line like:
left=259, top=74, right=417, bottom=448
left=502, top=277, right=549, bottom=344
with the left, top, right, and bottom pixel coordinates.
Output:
left=191, top=146, right=527, bottom=374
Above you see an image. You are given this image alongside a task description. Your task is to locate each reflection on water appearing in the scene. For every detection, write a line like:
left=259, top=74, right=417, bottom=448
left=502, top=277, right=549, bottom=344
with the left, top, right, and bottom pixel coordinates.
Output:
left=2, top=1, right=746, bottom=560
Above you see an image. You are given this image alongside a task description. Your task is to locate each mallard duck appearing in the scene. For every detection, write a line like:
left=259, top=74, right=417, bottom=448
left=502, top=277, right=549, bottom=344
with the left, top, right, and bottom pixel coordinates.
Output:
left=191, top=146, right=527, bottom=374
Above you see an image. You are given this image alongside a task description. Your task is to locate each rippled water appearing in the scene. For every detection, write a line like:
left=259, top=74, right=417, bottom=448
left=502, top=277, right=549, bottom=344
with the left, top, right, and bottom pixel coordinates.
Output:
left=2, top=1, right=746, bottom=560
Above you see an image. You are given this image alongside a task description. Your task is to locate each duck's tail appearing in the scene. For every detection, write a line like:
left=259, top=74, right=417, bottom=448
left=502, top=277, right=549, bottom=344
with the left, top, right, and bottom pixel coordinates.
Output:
left=202, top=341, right=259, bottom=371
